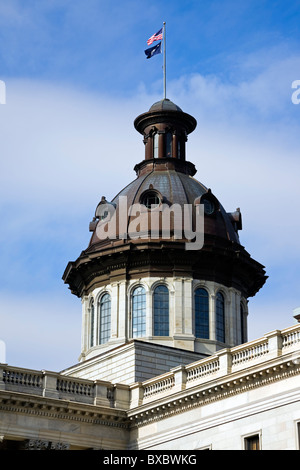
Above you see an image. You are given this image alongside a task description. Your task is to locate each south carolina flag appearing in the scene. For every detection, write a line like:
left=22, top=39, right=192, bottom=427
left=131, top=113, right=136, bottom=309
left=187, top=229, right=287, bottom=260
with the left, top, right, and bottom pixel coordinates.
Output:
left=144, top=42, right=162, bottom=59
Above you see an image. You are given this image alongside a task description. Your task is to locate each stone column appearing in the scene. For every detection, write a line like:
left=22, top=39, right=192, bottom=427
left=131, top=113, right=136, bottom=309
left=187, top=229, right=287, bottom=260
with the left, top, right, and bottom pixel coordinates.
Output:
left=158, top=132, right=164, bottom=158
left=210, top=294, right=216, bottom=341
left=110, top=282, right=119, bottom=340
left=173, top=278, right=183, bottom=335
left=146, top=279, right=153, bottom=337
left=145, top=134, right=153, bottom=160
left=118, top=280, right=127, bottom=342
left=228, top=288, right=240, bottom=346
left=183, top=278, right=193, bottom=336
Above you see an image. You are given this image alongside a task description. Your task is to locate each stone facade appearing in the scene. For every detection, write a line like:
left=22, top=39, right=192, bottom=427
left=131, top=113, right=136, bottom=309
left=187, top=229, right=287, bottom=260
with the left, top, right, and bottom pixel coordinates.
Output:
left=62, top=340, right=204, bottom=384
left=1, top=98, right=294, bottom=451
left=78, top=277, right=248, bottom=367
left=1, top=324, right=300, bottom=450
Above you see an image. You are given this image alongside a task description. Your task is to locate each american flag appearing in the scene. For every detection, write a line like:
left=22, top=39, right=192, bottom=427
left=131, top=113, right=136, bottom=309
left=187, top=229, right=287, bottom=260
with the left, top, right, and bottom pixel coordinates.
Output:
left=147, top=28, right=163, bottom=45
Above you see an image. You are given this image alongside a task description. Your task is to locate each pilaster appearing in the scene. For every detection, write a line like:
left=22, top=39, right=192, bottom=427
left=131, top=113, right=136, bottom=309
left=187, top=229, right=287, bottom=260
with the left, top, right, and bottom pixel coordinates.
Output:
left=210, top=294, right=216, bottom=341
left=110, top=282, right=119, bottom=340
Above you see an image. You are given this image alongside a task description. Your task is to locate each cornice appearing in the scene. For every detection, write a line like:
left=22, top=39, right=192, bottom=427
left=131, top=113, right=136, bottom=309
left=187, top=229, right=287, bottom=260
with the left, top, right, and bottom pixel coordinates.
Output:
left=0, top=392, right=129, bottom=429
left=127, top=354, right=300, bottom=428
left=63, top=236, right=266, bottom=298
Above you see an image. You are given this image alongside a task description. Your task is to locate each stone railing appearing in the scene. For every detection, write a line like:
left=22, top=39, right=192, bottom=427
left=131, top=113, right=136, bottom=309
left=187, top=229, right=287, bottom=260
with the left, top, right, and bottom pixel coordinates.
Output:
left=1, top=324, right=300, bottom=411
left=130, top=324, right=300, bottom=408
left=0, top=365, right=130, bottom=409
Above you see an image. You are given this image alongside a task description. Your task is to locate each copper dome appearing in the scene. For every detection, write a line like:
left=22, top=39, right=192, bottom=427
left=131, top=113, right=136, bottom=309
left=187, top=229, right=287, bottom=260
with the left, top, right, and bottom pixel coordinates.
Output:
left=63, top=100, right=267, bottom=299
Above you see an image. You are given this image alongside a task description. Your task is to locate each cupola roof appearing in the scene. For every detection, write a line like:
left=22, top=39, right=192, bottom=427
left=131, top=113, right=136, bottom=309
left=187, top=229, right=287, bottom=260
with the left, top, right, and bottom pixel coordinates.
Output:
left=149, top=98, right=183, bottom=112
left=63, top=100, right=267, bottom=299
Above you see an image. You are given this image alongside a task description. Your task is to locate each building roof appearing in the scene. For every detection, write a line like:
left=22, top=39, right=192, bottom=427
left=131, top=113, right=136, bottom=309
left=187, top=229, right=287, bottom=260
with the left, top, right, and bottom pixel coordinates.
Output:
left=149, top=98, right=183, bottom=112
left=63, top=100, right=267, bottom=298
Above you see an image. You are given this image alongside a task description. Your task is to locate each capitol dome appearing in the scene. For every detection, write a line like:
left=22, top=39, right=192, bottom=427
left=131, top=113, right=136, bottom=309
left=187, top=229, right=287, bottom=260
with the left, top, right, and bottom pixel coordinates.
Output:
left=63, top=99, right=267, bottom=364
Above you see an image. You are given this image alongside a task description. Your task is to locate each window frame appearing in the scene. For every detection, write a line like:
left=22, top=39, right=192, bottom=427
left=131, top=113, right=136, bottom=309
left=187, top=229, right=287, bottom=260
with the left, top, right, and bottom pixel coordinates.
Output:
left=131, top=285, right=146, bottom=338
left=165, top=131, right=172, bottom=158
left=153, top=132, right=159, bottom=159
left=153, top=284, right=169, bottom=336
left=216, top=291, right=225, bottom=343
left=194, top=287, right=209, bottom=339
left=243, top=432, right=261, bottom=450
left=98, top=292, right=111, bottom=345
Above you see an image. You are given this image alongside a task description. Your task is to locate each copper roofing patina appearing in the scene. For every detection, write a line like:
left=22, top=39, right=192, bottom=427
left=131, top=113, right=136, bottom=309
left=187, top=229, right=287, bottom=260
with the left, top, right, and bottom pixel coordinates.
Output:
left=149, top=98, right=183, bottom=111
left=63, top=100, right=267, bottom=298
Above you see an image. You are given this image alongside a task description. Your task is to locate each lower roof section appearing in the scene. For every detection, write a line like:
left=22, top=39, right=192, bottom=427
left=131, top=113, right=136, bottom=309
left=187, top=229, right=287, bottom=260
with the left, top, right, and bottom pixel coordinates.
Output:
left=61, top=339, right=205, bottom=385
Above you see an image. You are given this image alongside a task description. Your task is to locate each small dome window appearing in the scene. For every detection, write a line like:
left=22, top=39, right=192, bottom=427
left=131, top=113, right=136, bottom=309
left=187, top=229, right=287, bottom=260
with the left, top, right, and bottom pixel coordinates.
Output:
left=140, top=190, right=162, bottom=209
left=202, top=197, right=215, bottom=215
left=153, top=133, right=159, bottom=159
left=196, top=190, right=219, bottom=215
left=165, top=132, right=172, bottom=158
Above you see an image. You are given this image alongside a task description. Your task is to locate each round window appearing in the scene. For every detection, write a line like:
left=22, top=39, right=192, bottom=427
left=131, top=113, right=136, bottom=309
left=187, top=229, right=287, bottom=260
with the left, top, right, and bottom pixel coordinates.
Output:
left=202, top=197, right=215, bottom=215
left=140, top=191, right=161, bottom=209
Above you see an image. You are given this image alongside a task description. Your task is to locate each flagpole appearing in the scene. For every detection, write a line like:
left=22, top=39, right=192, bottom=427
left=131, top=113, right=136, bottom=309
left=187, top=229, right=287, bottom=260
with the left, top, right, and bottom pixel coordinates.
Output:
left=163, top=21, right=166, bottom=100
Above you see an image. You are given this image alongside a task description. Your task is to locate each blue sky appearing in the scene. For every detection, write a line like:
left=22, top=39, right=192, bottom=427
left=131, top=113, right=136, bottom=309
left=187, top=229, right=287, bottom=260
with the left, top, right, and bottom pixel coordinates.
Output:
left=0, top=0, right=299, bottom=371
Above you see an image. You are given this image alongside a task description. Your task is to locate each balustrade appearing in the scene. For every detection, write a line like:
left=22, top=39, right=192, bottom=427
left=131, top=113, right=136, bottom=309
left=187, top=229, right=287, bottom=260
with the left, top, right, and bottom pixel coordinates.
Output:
left=1, top=324, right=300, bottom=409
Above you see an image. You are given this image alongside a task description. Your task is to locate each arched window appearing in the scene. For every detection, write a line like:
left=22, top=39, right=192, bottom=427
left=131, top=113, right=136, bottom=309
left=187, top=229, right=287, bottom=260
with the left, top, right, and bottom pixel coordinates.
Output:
left=153, top=285, right=169, bottom=336
left=90, top=298, right=95, bottom=347
left=153, top=133, right=159, bottom=158
left=195, top=288, right=209, bottom=339
left=177, top=139, right=181, bottom=159
left=216, top=292, right=225, bottom=342
left=99, top=293, right=111, bottom=344
left=165, top=132, right=172, bottom=158
left=132, top=286, right=146, bottom=338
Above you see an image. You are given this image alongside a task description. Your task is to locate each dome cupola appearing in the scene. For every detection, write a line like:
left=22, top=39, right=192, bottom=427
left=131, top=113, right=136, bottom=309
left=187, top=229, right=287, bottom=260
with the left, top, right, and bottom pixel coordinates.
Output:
left=133, top=98, right=197, bottom=177
left=63, top=99, right=267, bottom=371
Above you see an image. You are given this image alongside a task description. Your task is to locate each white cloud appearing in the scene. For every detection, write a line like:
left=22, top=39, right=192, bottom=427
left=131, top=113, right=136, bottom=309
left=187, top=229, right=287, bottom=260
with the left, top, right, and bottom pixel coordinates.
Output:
left=0, top=292, right=81, bottom=371
left=0, top=47, right=299, bottom=370
left=0, top=80, right=153, bottom=225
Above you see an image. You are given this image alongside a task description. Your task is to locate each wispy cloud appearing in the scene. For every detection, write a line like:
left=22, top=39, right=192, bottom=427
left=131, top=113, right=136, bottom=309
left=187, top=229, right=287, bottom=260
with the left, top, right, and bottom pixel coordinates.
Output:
left=0, top=21, right=299, bottom=369
left=0, top=292, right=81, bottom=371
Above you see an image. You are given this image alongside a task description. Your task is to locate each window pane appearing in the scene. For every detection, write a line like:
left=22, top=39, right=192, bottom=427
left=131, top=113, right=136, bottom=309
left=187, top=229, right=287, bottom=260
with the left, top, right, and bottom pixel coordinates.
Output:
left=153, top=134, right=159, bottom=158
left=154, top=285, right=169, bottom=336
left=165, top=132, right=172, bottom=158
left=216, top=292, right=225, bottom=342
left=141, top=191, right=161, bottom=209
left=178, top=140, right=181, bottom=159
left=132, top=286, right=146, bottom=338
left=195, top=288, right=209, bottom=339
left=99, top=293, right=111, bottom=344
left=245, top=434, right=260, bottom=450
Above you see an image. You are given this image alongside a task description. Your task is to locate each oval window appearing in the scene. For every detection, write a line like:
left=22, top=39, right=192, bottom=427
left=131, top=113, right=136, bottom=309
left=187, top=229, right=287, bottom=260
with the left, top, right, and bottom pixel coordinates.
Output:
left=140, top=190, right=161, bottom=209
